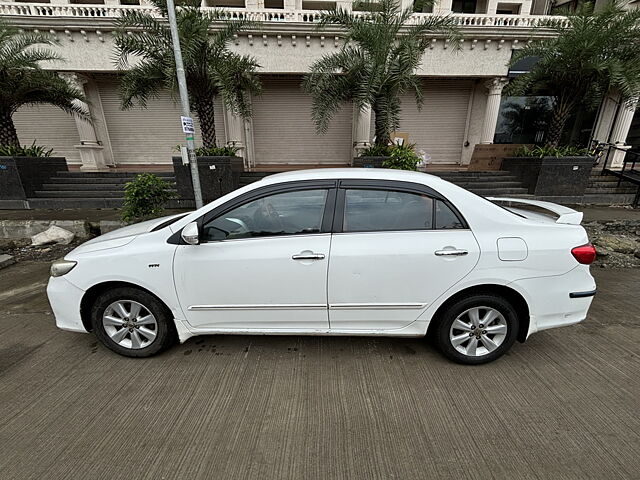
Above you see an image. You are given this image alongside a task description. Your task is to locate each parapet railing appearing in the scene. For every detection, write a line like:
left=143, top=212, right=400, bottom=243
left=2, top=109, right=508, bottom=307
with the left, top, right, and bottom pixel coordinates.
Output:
left=0, top=3, right=570, bottom=27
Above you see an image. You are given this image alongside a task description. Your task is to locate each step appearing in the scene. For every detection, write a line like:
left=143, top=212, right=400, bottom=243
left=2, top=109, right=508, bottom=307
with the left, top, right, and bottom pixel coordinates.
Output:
left=446, top=181, right=525, bottom=189
left=27, top=198, right=126, bottom=209
left=582, top=193, right=637, bottom=205
left=437, top=177, right=523, bottom=183
left=466, top=188, right=529, bottom=195
left=56, top=171, right=174, bottom=178
left=47, top=177, right=175, bottom=185
left=40, top=182, right=176, bottom=191
left=33, top=190, right=127, bottom=198
left=584, top=187, right=638, bottom=195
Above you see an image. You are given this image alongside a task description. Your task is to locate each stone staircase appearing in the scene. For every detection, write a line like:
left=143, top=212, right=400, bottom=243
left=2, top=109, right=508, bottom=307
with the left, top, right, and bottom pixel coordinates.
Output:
left=583, top=172, right=639, bottom=205
left=28, top=171, right=177, bottom=209
left=430, top=171, right=530, bottom=197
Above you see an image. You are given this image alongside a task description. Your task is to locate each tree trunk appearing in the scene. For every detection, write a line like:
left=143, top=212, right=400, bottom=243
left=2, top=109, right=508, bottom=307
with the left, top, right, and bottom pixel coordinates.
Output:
left=194, top=97, right=217, bottom=149
left=0, top=109, right=20, bottom=147
left=545, top=99, right=574, bottom=149
left=372, top=105, right=390, bottom=147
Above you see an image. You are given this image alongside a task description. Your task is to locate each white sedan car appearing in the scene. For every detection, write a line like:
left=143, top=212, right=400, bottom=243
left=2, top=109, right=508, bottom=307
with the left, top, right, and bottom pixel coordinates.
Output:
left=47, top=169, right=597, bottom=364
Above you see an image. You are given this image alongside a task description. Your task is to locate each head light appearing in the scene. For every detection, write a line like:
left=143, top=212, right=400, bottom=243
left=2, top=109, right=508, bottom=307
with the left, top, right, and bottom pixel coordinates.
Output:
left=51, top=260, right=77, bottom=277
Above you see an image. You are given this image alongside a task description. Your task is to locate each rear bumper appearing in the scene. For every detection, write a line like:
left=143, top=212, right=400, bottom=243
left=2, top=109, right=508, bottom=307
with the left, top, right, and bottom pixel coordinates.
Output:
left=47, top=276, right=88, bottom=334
left=510, top=266, right=596, bottom=338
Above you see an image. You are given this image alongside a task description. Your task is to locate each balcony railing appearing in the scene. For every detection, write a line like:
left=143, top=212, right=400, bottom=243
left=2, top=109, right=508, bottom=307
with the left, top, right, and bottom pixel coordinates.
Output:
left=0, top=3, right=570, bottom=27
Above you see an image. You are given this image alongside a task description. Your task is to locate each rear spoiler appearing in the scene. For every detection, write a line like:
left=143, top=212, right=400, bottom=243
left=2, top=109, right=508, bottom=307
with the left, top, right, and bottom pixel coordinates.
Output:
left=487, top=197, right=583, bottom=225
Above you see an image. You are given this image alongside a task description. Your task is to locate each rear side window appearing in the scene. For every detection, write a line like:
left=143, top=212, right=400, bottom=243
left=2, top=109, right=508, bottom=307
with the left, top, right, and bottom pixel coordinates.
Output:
left=343, top=189, right=434, bottom=232
left=342, top=189, right=465, bottom=232
left=435, top=200, right=464, bottom=229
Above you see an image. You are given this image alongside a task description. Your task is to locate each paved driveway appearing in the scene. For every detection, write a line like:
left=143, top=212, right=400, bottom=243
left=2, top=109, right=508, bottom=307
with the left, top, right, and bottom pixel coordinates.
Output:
left=0, top=262, right=638, bottom=479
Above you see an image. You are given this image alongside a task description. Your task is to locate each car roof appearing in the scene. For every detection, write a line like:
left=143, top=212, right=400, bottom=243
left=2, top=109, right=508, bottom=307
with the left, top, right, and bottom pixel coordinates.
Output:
left=259, top=168, right=441, bottom=185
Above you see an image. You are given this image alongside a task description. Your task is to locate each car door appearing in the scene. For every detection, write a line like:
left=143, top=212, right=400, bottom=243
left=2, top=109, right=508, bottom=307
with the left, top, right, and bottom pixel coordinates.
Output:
left=173, top=181, right=336, bottom=330
left=327, top=180, right=480, bottom=330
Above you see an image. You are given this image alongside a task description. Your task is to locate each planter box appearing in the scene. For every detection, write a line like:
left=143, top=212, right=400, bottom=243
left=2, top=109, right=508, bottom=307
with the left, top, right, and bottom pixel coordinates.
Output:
left=501, top=156, right=595, bottom=201
left=352, top=156, right=387, bottom=168
left=172, top=156, right=244, bottom=205
left=0, top=156, right=67, bottom=209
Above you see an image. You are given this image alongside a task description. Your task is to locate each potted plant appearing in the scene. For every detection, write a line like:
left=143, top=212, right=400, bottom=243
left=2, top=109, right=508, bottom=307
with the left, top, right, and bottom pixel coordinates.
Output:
left=0, top=142, right=68, bottom=209
left=501, top=145, right=595, bottom=200
left=171, top=145, right=245, bottom=204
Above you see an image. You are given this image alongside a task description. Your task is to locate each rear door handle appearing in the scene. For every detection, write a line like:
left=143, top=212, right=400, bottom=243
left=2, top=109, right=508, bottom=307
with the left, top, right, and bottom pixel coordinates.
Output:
left=435, top=249, right=468, bottom=257
left=292, top=253, right=325, bottom=260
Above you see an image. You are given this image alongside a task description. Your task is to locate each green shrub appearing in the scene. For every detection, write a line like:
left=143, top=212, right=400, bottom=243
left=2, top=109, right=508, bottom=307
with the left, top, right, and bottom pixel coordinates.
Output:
left=121, top=173, right=177, bottom=223
left=513, top=145, right=592, bottom=158
left=0, top=141, right=53, bottom=157
left=382, top=143, right=420, bottom=171
left=194, top=145, right=239, bottom=156
left=175, top=144, right=239, bottom=157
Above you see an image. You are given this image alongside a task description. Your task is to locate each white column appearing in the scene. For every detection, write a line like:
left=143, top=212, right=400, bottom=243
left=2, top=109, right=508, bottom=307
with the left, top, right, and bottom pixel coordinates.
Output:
left=59, top=72, right=108, bottom=172
left=480, top=77, right=509, bottom=144
left=240, top=95, right=256, bottom=170
left=223, top=102, right=248, bottom=164
left=399, top=0, right=414, bottom=10
left=352, top=104, right=372, bottom=160
left=610, top=101, right=637, bottom=169
left=592, top=94, right=619, bottom=144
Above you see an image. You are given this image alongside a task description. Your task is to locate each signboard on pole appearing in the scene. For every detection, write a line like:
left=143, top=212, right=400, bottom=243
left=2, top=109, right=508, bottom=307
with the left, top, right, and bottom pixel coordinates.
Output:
left=180, top=116, right=195, bottom=134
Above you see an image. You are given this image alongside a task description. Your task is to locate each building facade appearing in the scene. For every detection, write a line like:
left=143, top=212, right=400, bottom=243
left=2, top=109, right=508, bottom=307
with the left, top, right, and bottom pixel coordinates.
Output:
left=0, top=0, right=638, bottom=171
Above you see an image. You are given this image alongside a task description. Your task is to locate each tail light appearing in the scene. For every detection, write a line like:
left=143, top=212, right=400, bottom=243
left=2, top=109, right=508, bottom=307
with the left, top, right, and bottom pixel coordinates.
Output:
left=571, top=243, right=597, bottom=265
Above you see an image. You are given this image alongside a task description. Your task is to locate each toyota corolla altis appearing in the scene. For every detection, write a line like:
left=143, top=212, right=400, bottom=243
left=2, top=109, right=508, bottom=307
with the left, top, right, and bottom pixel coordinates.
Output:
left=47, top=169, right=597, bottom=364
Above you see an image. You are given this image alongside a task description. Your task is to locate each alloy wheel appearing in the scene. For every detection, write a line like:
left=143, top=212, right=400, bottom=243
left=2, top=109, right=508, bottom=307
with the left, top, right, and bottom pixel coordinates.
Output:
left=449, top=306, right=508, bottom=357
left=102, top=300, right=158, bottom=350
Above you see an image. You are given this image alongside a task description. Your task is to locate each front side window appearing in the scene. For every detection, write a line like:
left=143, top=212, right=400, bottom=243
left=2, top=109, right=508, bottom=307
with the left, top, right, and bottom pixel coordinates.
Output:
left=202, top=189, right=328, bottom=241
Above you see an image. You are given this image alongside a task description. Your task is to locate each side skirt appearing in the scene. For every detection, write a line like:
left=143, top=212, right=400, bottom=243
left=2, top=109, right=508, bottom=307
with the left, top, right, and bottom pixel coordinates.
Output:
left=172, top=319, right=428, bottom=344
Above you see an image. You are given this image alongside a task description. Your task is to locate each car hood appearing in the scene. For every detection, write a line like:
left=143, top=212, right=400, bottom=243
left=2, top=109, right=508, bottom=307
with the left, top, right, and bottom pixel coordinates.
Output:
left=70, top=214, right=184, bottom=255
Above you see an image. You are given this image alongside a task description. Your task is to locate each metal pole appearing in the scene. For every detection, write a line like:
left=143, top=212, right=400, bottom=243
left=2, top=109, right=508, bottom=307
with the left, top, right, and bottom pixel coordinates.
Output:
left=166, top=0, right=203, bottom=209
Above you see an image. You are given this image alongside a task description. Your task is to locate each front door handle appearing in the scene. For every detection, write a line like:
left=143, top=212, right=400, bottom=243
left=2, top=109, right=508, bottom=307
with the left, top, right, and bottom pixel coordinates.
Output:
left=292, top=252, right=325, bottom=260
left=435, top=249, right=468, bottom=257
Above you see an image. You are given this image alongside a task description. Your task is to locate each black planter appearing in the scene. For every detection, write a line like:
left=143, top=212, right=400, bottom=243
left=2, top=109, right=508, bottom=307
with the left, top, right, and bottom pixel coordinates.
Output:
left=0, top=156, right=67, bottom=209
left=172, top=156, right=244, bottom=205
left=352, top=156, right=387, bottom=168
left=501, top=156, right=595, bottom=201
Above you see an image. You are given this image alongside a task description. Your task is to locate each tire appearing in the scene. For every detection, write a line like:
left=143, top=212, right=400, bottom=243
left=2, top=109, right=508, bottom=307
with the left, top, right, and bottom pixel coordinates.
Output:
left=91, top=287, right=177, bottom=358
left=433, top=293, right=519, bottom=365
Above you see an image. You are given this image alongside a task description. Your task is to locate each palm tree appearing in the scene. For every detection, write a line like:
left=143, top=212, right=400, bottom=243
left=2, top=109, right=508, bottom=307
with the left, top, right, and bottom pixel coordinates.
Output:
left=0, top=20, right=87, bottom=147
left=114, top=0, right=262, bottom=149
left=302, top=0, right=459, bottom=147
left=506, top=1, right=640, bottom=149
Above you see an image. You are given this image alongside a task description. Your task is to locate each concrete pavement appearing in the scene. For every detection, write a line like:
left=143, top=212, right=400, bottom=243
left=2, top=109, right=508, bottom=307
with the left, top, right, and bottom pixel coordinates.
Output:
left=0, top=261, right=638, bottom=479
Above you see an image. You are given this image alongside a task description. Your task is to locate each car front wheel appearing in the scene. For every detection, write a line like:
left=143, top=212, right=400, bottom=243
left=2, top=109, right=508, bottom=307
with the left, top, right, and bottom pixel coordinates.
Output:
left=91, top=287, right=176, bottom=357
left=434, top=293, right=519, bottom=365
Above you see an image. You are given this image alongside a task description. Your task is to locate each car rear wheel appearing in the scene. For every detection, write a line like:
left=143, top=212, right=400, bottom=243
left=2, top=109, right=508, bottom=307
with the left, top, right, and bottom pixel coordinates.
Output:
left=91, top=287, right=176, bottom=358
left=434, top=294, right=519, bottom=365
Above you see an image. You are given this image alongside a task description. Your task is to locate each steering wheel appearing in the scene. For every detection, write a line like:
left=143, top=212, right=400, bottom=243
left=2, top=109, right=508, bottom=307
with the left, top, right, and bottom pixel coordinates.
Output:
left=253, top=200, right=284, bottom=232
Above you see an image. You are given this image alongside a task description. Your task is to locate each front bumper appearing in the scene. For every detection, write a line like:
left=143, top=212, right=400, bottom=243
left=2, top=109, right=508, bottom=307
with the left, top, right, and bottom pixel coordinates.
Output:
left=47, top=275, right=88, bottom=333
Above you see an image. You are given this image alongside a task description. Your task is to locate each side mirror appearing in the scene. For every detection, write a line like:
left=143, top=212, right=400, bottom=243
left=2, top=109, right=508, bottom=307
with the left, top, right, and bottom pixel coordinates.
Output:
left=181, top=221, right=200, bottom=245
